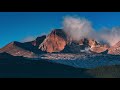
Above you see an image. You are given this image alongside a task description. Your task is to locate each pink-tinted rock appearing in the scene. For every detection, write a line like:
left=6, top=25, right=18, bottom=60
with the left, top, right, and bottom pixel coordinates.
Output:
left=39, top=29, right=67, bottom=53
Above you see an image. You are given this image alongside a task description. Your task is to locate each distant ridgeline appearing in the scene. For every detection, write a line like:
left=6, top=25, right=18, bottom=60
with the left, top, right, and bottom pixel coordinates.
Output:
left=0, top=29, right=120, bottom=58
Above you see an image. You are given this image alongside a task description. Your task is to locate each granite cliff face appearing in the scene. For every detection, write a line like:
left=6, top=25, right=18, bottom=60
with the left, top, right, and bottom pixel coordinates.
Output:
left=39, top=29, right=67, bottom=53
left=108, top=41, right=120, bottom=55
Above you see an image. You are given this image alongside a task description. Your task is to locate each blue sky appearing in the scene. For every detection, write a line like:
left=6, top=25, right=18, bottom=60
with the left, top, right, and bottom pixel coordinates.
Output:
left=1, top=12, right=120, bottom=48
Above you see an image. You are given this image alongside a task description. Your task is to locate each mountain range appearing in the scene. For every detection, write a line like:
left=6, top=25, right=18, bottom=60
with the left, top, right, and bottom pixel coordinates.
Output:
left=0, top=29, right=119, bottom=58
left=0, top=29, right=120, bottom=78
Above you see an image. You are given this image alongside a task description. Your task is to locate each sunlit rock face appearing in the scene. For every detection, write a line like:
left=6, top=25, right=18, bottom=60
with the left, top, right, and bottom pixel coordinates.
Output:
left=39, top=29, right=109, bottom=54
left=79, top=38, right=109, bottom=53
left=108, top=41, right=120, bottom=55
left=0, top=41, right=35, bottom=58
left=39, top=29, right=67, bottom=53
left=90, top=44, right=109, bottom=53
left=0, top=40, right=45, bottom=58
left=61, top=38, right=109, bottom=53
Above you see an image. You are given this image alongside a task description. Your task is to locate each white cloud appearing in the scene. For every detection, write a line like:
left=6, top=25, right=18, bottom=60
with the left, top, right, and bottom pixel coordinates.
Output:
left=63, top=16, right=120, bottom=46
left=99, top=27, right=120, bottom=46
left=63, top=16, right=95, bottom=41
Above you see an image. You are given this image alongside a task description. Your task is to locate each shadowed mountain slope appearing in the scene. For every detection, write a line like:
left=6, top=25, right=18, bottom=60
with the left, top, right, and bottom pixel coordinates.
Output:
left=0, top=52, right=92, bottom=78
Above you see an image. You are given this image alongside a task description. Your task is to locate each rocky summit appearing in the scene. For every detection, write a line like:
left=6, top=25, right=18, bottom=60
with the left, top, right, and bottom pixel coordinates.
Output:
left=39, top=29, right=67, bottom=53
left=108, top=41, right=120, bottom=55
left=39, top=29, right=109, bottom=54
left=0, top=29, right=120, bottom=58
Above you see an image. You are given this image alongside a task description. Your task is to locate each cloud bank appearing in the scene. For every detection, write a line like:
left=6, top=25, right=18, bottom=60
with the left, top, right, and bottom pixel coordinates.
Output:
left=63, top=16, right=120, bottom=46
left=63, top=16, right=94, bottom=41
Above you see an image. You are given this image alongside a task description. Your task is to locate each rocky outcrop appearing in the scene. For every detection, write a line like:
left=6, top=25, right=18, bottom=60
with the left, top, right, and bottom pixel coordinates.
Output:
left=108, top=41, right=120, bottom=55
left=31, top=35, right=46, bottom=47
left=80, top=38, right=109, bottom=53
left=61, top=42, right=86, bottom=53
left=39, top=29, right=67, bottom=53
left=90, top=44, right=109, bottom=53
left=0, top=41, right=36, bottom=58
left=0, top=40, right=46, bottom=58
left=62, top=38, right=109, bottom=53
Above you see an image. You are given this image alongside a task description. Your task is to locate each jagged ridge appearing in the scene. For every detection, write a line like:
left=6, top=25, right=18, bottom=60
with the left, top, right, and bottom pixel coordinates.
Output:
left=0, top=29, right=120, bottom=58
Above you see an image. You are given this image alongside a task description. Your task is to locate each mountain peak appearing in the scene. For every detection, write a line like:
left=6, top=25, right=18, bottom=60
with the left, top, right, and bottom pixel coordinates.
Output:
left=50, top=29, right=67, bottom=40
left=113, top=41, right=120, bottom=47
left=108, top=41, right=120, bottom=55
left=38, top=29, right=109, bottom=53
left=11, top=41, right=22, bottom=45
left=0, top=41, right=36, bottom=58
left=39, top=29, right=67, bottom=53
left=0, top=28, right=117, bottom=57
left=31, top=35, right=46, bottom=47
left=1, top=41, right=21, bottom=49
